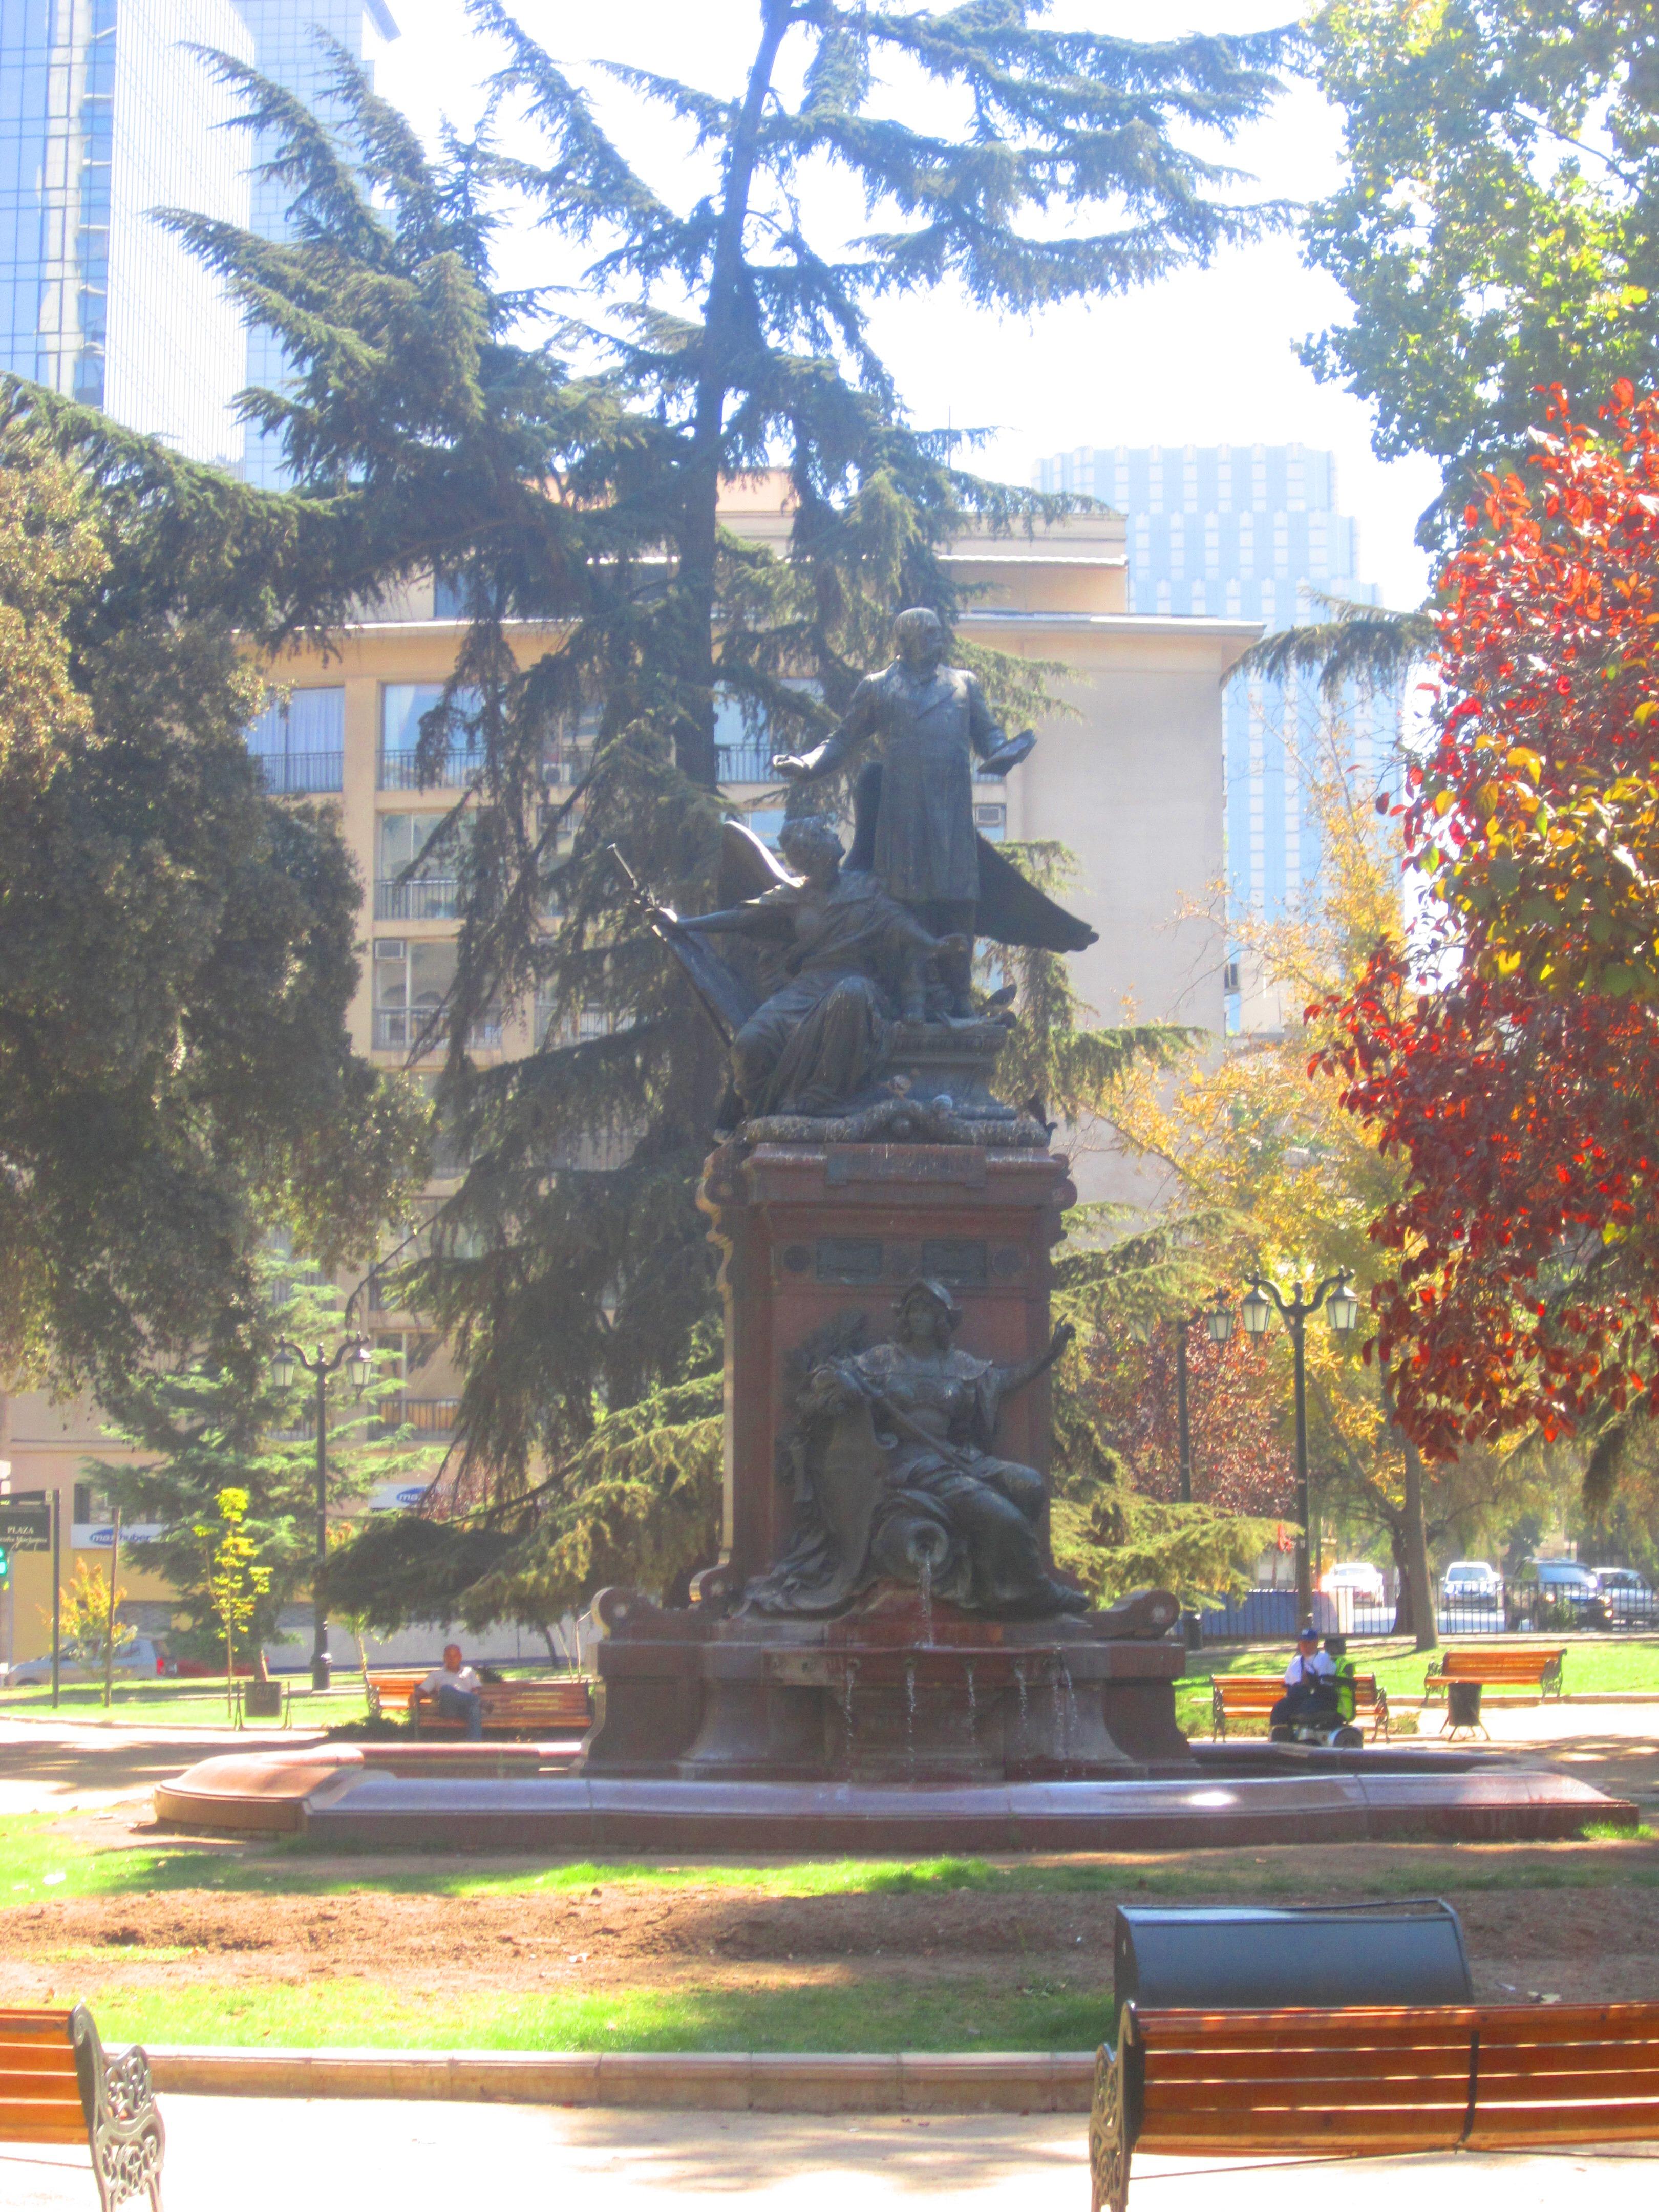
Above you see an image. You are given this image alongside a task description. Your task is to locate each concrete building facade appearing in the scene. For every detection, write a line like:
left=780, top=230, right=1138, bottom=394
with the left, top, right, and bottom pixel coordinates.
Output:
left=1033, top=442, right=1402, bottom=1029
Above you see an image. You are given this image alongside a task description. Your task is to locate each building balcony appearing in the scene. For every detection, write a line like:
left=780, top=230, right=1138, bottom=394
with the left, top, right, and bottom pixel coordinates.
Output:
left=372, top=1009, right=503, bottom=1054
left=378, top=749, right=484, bottom=791
left=713, top=739, right=1005, bottom=790
left=376, top=1396, right=459, bottom=1438
left=375, top=877, right=458, bottom=922
left=715, top=740, right=777, bottom=784
left=256, top=750, right=344, bottom=795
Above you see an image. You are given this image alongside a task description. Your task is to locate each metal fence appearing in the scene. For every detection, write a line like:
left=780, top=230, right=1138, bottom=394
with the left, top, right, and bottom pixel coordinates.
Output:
left=1197, top=1578, right=1658, bottom=1643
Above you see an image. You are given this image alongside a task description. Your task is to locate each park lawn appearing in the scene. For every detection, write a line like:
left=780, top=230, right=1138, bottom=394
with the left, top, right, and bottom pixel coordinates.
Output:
left=3, top=1815, right=1652, bottom=1909
left=0, top=1678, right=377, bottom=1728
left=79, top=1971, right=1115, bottom=2054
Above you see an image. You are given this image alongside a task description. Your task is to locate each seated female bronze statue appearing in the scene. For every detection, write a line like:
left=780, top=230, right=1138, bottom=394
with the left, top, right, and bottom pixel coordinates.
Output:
left=747, top=1277, right=1084, bottom=1619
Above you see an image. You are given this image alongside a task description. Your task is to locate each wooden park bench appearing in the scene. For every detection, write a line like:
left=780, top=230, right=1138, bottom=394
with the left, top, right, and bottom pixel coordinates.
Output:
left=1209, top=1672, right=1391, bottom=1741
left=363, top=1669, right=593, bottom=1738
left=1422, top=1646, right=1565, bottom=1703
left=0, top=2004, right=164, bottom=2211
left=1089, top=2000, right=1659, bottom=2212
left=411, top=1677, right=592, bottom=1738
left=364, top=1668, right=428, bottom=1721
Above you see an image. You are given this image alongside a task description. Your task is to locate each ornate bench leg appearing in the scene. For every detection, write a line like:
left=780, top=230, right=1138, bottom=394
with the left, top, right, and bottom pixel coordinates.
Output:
left=72, top=2006, right=166, bottom=2212
left=1088, top=2042, right=1131, bottom=2212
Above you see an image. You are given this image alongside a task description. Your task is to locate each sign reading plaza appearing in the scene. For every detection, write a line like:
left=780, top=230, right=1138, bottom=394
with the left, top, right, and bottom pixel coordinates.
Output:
left=0, top=1492, right=51, bottom=1550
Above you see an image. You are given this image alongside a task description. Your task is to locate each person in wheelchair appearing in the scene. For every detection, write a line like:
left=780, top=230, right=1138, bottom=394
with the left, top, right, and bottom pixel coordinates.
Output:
left=1270, top=1624, right=1337, bottom=1732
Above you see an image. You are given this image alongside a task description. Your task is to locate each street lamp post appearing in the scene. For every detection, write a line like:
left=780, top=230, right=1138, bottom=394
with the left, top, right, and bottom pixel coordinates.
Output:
left=1238, top=1272, right=1359, bottom=1622
left=271, top=1333, right=372, bottom=1693
left=1129, top=1297, right=1236, bottom=1504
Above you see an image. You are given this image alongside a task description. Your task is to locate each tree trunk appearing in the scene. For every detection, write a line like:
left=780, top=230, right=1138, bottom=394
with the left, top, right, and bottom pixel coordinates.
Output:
left=1386, top=1518, right=1415, bottom=1639
left=1398, top=1430, right=1437, bottom=1652
left=676, top=2, right=792, bottom=788
left=1378, top=1368, right=1436, bottom=1650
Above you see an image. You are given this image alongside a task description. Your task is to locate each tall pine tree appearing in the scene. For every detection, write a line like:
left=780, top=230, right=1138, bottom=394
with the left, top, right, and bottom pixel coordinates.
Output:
left=18, top=6, right=1286, bottom=1612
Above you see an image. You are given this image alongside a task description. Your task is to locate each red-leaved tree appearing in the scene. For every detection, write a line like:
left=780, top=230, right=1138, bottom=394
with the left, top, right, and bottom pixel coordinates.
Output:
left=1322, top=385, right=1659, bottom=1468
left=1084, top=1322, right=1296, bottom=1516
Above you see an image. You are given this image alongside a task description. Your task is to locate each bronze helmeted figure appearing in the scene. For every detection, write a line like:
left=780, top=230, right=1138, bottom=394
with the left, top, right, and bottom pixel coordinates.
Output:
left=747, top=1278, right=1085, bottom=1620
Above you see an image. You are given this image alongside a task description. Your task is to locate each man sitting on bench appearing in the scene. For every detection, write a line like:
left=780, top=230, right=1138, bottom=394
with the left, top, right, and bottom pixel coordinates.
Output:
left=1270, top=1623, right=1337, bottom=1731
left=419, top=1643, right=484, bottom=1739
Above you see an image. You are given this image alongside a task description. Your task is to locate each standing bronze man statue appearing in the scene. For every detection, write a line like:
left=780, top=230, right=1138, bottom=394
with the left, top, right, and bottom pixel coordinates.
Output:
left=771, top=607, right=1035, bottom=1013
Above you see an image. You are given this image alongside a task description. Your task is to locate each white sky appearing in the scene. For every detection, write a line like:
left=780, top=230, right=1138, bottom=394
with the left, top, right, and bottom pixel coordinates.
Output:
left=370, top=0, right=1442, bottom=612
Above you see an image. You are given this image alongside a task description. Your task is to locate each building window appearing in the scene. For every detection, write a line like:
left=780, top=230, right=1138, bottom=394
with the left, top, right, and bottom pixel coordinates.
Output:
left=245, top=688, right=344, bottom=793
left=380, top=684, right=485, bottom=790
left=372, top=938, right=498, bottom=1054
left=376, top=814, right=458, bottom=921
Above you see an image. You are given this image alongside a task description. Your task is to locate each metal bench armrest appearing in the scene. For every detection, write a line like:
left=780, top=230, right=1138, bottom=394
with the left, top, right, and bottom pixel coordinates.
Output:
left=71, top=2006, right=164, bottom=2212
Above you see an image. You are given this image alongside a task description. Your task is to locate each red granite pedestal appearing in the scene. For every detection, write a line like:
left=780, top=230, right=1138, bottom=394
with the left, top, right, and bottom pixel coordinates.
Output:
left=579, top=1131, right=1192, bottom=1783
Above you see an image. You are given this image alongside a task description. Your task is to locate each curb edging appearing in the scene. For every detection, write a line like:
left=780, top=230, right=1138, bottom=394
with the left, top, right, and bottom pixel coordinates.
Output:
left=144, top=2046, right=1097, bottom=2112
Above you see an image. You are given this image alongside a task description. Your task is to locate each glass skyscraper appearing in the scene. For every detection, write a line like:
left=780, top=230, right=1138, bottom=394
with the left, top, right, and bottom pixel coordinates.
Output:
left=233, top=0, right=397, bottom=485
left=1033, top=442, right=1402, bottom=1025
left=0, top=0, right=395, bottom=474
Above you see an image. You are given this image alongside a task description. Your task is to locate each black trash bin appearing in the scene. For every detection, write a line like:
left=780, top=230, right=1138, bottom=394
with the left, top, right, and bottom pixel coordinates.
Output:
left=1443, top=1677, right=1486, bottom=1739
left=1113, top=1901, right=1473, bottom=2033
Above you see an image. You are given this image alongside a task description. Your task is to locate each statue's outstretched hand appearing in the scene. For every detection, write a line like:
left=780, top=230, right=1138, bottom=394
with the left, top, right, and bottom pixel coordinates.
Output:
left=770, top=752, right=813, bottom=780
left=1049, top=1319, right=1077, bottom=1361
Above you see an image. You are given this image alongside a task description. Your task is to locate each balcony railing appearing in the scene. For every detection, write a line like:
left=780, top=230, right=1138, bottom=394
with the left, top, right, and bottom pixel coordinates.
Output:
left=714, top=743, right=1007, bottom=789
left=375, top=877, right=459, bottom=921
left=378, top=749, right=485, bottom=791
left=715, top=741, right=779, bottom=784
left=373, top=1008, right=503, bottom=1054
left=375, top=1396, right=460, bottom=1438
left=255, top=751, right=344, bottom=794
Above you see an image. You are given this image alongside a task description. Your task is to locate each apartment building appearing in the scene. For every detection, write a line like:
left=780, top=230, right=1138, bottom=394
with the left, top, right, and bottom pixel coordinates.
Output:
left=0, top=482, right=1253, bottom=1663
left=1033, top=442, right=1403, bottom=1030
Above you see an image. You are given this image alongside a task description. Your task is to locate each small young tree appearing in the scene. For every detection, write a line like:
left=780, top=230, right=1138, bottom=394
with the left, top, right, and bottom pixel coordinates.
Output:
left=195, top=1488, right=271, bottom=1706
left=46, top=1558, right=127, bottom=1666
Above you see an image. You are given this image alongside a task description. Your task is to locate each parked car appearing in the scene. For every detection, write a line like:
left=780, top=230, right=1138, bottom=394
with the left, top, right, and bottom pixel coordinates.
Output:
left=1592, top=1567, right=1654, bottom=1623
left=1529, top=1559, right=1599, bottom=1605
left=1321, top=1561, right=1386, bottom=1606
left=1523, top=1559, right=1604, bottom=1628
left=4, top=1635, right=166, bottom=1686
left=1441, top=1560, right=1502, bottom=1609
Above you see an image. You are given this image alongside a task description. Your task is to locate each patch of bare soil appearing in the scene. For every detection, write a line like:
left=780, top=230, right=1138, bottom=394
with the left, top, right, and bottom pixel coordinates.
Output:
left=3, top=1845, right=1658, bottom=2008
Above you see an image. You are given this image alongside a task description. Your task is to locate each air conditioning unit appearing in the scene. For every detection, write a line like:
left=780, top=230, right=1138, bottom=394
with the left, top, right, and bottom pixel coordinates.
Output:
left=375, top=939, right=407, bottom=962
left=974, top=803, right=1006, bottom=828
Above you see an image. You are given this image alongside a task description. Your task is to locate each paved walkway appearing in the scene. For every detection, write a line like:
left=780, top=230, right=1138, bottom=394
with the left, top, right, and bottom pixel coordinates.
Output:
left=1433, top=1699, right=1659, bottom=1810
left=3, top=2101, right=1655, bottom=2212
left=0, top=1717, right=323, bottom=1818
